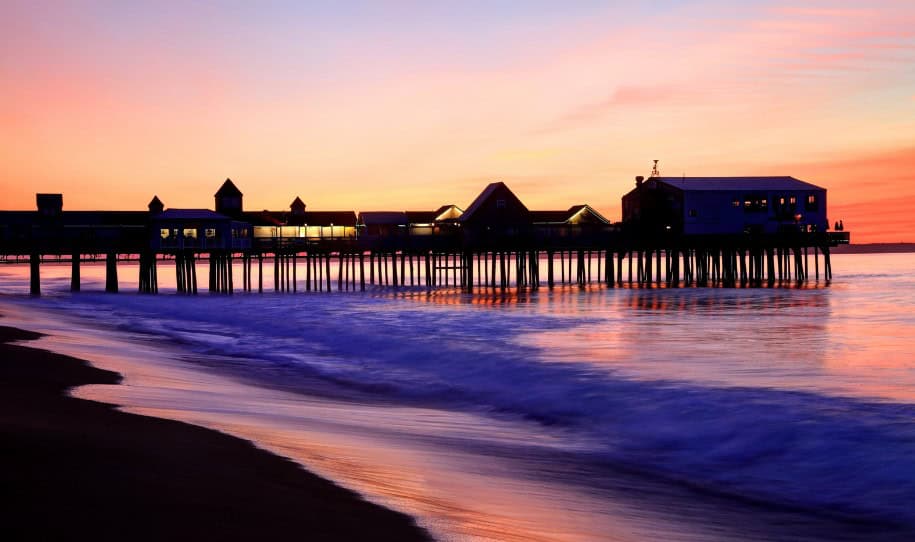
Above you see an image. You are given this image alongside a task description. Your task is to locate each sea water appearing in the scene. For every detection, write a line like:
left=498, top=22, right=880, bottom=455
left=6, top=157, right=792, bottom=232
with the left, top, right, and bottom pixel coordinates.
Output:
left=1, top=253, right=914, bottom=541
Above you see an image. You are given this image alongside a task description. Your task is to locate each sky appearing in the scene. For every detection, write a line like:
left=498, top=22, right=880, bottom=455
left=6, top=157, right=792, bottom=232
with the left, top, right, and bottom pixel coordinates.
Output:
left=2, top=0, right=914, bottom=243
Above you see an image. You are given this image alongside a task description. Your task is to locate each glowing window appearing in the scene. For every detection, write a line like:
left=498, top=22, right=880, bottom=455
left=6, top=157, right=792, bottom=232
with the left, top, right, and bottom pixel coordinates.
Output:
left=160, top=228, right=170, bottom=239
left=205, top=228, right=216, bottom=238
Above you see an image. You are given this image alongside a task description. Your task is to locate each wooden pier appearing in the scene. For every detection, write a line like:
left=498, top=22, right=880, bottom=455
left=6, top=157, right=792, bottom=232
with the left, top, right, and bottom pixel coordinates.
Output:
left=7, top=230, right=848, bottom=296
left=1, top=177, right=851, bottom=295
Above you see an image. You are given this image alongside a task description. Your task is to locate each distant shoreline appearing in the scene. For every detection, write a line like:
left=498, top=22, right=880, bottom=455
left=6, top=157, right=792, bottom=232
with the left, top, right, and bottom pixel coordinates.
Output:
left=831, top=243, right=915, bottom=254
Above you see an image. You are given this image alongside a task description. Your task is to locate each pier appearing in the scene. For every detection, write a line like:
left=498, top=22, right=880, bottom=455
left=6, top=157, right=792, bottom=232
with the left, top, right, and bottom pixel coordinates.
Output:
left=2, top=231, right=849, bottom=296
left=1, top=178, right=850, bottom=296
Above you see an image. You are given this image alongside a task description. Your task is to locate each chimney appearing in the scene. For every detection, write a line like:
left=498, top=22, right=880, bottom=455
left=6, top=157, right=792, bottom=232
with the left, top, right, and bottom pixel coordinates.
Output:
left=635, top=176, right=644, bottom=187
left=36, top=193, right=63, bottom=217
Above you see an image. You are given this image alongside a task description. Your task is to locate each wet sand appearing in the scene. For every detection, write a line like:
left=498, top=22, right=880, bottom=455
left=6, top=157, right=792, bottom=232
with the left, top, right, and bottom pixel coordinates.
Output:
left=0, top=324, right=431, bottom=541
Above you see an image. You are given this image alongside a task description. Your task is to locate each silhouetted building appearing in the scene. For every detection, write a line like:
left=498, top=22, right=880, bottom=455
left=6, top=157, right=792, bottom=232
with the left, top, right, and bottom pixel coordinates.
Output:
left=215, top=178, right=243, bottom=217
left=459, top=182, right=531, bottom=240
left=290, top=196, right=306, bottom=217
left=433, top=204, right=463, bottom=222
left=359, top=212, right=409, bottom=238
left=148, top=196, right=164, bottom=215
left=36, top=194, right=63, bottom=218
left=531, top=205, right=612, bottom=238
left=152, top=209, right=250, bottom=251
left=622, top=176, right=828, bottom=235
left=246, top=207, right=357, bottom=240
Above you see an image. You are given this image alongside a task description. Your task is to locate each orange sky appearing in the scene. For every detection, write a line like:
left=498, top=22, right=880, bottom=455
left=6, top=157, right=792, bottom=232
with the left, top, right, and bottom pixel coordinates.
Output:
left=2, top=1, right=914, bottom=243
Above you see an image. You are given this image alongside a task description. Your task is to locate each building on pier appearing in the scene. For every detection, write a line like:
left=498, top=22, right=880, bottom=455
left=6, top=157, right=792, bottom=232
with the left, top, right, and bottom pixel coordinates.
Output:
left=432, top=204, right=464, bottom=222
left=622, top=176, right=828, bottom=235
left=459, top=182, right=531, bottom=241
left=215, top=178, right=244, bottom=217
left=211, top=188, right=358, bottom=242
left=247, top=207, right=357, bottom=242
left=0, top=173, right=852, bottom=295
left=0, top=193, right=147, bottom=252
left=531, top=205, right=613, bottom=238
left=358, top=205, right=465, bottom=238
left=151, top=209, right=251, bottom=252
left=358, top=212, right=410, bottom=238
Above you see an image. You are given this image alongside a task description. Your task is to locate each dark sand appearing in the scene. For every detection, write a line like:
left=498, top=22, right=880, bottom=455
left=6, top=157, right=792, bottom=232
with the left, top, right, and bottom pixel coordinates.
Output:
left=0, top=325, right=431, bottom=541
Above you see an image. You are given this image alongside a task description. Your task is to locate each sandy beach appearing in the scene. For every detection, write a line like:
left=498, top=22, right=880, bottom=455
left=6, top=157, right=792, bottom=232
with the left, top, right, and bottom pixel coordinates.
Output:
left=0, top=323, right=430, bottom=541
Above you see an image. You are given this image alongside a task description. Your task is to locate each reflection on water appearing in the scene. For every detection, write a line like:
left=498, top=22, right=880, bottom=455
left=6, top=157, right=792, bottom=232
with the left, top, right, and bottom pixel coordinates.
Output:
left=2, top=253, right=915, bottom=541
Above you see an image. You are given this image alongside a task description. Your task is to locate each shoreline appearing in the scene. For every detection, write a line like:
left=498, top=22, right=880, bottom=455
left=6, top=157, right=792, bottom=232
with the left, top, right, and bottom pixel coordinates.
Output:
left=5, top=280, right=915, bottom=542
left=0, top=323, right=431, bottom=541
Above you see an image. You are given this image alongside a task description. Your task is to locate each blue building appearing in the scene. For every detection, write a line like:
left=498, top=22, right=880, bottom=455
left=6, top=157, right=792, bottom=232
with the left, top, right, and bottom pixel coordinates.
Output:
left=622, top=176, right=828, bottom=235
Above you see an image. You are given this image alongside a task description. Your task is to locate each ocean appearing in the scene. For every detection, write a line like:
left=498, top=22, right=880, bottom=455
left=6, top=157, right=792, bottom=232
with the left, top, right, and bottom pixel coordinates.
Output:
left=2, top=252, right=914, bottom=541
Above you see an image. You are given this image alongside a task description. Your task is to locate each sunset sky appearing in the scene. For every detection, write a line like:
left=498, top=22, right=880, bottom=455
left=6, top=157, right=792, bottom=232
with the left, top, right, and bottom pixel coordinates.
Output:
left=2, top=1, right=914, bottom=243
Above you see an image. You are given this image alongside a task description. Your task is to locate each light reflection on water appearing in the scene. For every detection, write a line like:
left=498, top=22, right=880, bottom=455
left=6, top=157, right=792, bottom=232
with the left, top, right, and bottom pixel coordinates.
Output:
left=2, top=253, right=915, bottom=541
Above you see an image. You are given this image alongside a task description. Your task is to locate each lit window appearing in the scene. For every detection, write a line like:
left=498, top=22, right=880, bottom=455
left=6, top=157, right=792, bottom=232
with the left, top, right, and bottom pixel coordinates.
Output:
left=805, top=194, right=817, bottom=211
left=789, top=196, right=797, bottom=205
left=760, top=199, right=768, bottom=208
left=779, top=197, right=785, bottom=205
left=732, top=199, right=740, bottom=208
left=744, top=200, right=752, bottom=208
left=160, top=228, right=170, bottom=239
left=183, top=228, right=197, bottom=239
left=205, top=228, right=216, bottom=238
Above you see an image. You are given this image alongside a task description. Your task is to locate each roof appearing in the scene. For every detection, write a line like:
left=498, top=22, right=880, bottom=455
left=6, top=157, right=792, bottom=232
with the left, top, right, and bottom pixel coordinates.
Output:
left=433, top=204, right=464, bottom=221
left=215, top=178, right=243, bottom=197
left=244, top=211, right=285, bottom=226
left=303, top=211, right=357, bottom=227
left=156, top=209, right=232, bottom=221
left=359, top=211, right=408, bottom=225
left=530, top=205, right=610, bottom=225
left=459, top=182, right=529, bottom=223
left=0, top=211, right=37, bottom=225
left=654, top=176, right=824, bottom=191
left=461, top=182, right=502, bottom=221
left=56, top=211, right=149, bottom=225
left=290, top=196, right=306, bottom=210
left=149, top=196, right=163, bottom=207
left=530, top=210, right=572, bottom=223
left=243, top=210, right=357, bottom=227
left=0, top=211, right=148, bottom=226
left=568, top=204, right=610, bottom=224
left=405, top=211, right=437, bottom=224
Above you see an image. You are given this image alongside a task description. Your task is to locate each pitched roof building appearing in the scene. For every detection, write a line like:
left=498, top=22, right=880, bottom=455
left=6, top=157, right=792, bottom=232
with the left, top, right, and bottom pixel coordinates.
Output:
left=215, top=178, right=243, bottom=217
left=622, top=176, right=828, bottom=235
left=459, top=182, right=530, bottom=227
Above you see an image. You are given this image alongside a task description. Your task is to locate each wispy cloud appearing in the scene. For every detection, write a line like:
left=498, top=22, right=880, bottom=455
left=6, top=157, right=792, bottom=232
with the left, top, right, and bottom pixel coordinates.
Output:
left=553, top=85, right=695, bottom=128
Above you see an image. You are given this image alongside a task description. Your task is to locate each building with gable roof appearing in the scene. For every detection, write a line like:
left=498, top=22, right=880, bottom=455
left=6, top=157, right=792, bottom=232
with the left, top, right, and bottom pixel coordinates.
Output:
left=622, top=176, right=828, bottom=236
